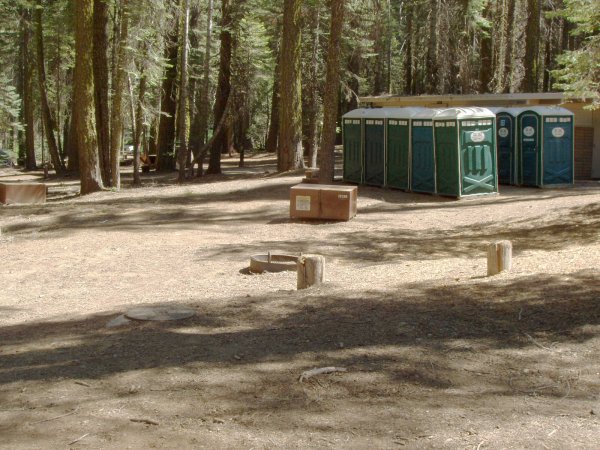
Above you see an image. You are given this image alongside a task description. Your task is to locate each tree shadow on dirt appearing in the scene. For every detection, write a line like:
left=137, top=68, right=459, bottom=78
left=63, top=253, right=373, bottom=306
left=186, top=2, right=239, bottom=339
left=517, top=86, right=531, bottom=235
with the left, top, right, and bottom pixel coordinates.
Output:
left=208, top=202, right=600, bottom=262
left=1, top=270, right=598, bottom=400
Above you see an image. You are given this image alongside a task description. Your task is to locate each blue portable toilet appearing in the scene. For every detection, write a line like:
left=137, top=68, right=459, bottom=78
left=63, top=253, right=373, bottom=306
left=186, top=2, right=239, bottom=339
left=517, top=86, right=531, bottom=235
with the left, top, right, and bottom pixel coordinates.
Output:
left=517, top=106, right=574, bottom=187
left=410, top=108, right=438, bottom=194
left=383, top=107, right=428, bottom=191
left=488, top=107, right=522, bottom=185
left=342, top=109, right=367, bottom=184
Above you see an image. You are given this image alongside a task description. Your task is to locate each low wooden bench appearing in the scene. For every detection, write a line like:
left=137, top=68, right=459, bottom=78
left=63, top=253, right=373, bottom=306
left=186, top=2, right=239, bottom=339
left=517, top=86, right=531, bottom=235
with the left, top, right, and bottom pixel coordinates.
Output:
left=0, top=182, right=47, bottom=205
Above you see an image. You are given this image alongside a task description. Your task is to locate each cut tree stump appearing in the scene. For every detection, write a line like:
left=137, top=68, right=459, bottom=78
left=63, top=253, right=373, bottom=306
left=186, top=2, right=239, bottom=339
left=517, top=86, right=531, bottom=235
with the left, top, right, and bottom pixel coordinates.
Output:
left=487, top=240, right=512, bottom=276
left=297, top=254, right=324, bottom=290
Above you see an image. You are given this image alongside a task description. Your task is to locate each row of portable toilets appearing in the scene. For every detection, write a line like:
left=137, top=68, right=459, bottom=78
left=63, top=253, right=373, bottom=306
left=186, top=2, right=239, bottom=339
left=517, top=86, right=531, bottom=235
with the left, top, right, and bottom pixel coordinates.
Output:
left=342, top=106, right=574, bottom=198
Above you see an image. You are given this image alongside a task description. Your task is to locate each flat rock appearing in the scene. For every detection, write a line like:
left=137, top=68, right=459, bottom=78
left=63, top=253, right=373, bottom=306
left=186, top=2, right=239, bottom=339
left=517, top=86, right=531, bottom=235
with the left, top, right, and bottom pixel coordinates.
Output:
left=125, top=306, right=196, bottom=322
left=106, top=314, right=132, bottom=328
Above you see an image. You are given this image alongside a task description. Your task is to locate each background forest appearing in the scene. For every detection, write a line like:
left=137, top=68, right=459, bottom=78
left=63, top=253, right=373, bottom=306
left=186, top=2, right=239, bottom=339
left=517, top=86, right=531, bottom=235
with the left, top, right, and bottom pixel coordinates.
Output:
left=0, top=0, right=597, bottom=193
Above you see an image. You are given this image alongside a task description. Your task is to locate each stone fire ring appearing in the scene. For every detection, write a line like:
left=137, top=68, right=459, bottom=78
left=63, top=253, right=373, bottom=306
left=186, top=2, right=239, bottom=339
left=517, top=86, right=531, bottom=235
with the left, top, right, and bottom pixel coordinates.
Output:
left=125, top=305, right=196, bottom=322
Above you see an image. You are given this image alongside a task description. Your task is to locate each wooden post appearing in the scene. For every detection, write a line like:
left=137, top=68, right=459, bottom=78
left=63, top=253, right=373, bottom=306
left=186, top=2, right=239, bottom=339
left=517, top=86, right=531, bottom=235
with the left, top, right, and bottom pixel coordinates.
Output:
left=297, top=254, right=324, bottom=289
left=487, top=240, right=513, bottom=276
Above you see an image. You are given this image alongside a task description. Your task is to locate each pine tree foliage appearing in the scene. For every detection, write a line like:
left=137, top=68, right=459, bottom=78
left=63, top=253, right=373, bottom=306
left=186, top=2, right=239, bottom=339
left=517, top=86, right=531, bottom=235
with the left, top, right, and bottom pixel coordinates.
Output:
left=550, top=0, right=600, bottom=109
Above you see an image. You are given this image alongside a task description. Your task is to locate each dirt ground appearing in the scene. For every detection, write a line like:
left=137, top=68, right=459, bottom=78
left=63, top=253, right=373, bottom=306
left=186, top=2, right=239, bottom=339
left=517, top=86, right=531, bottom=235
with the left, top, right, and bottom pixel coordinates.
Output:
left=1, top=153, right=599, bottom=449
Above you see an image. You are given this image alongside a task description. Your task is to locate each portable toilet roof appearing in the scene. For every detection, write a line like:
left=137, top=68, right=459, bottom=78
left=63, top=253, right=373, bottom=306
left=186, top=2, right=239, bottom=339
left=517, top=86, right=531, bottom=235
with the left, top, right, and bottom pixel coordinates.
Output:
left=380, top=107, right=429, bottom=119
left=487, top=106, right=524, bottom=116
left=518, top=106, right=574, bottom=116
left=343, top=108, right=369, bottom=119
left=434, top=107, right=496, bottom=120
left=362, top=108, right=388, bottom=119
left=411, top=108, right=439, bottom=120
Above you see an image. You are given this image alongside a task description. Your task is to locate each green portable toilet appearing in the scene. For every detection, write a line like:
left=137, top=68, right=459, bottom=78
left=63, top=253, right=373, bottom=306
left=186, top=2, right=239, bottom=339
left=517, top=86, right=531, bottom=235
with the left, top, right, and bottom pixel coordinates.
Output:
left=517, top=106, right=574, bottom=187
left=363, top=109, right=386, bottom=186
left=342, top=109, right=367, bottom=184
left=384, top=107, right=427, bottom=191
left=433, top=107, right=498, bottom=198
left=410, top=108, right=438, bottom=194
left=488, top=107, right=522, bottom=185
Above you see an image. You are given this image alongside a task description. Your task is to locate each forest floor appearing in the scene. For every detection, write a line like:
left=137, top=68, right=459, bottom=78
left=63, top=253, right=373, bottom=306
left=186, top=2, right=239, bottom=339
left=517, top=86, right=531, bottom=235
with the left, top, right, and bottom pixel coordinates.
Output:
left=1, top=153, right=599, bottom=449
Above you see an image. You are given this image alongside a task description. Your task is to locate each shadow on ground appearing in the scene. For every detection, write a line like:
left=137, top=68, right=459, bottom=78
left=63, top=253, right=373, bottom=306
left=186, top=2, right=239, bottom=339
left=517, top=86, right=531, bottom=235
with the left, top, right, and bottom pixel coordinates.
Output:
left=1, top=270, right=598, bottom=400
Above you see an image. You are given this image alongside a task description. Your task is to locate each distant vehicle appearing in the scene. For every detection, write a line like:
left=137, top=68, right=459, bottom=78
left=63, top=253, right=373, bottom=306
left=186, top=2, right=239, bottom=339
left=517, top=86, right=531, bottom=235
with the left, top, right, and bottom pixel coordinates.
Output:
left=0, top=149, right=17, bottom=168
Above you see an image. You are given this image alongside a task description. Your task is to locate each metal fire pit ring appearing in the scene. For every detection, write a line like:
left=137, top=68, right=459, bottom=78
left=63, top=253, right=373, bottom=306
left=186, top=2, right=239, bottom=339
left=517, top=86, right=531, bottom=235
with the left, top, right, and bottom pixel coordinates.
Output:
left=249, top=253, right=298, bottom=273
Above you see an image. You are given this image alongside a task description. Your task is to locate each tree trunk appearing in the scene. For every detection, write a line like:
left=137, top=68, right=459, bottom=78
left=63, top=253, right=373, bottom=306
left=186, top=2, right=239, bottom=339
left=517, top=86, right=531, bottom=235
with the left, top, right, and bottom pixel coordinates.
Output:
left=188, top=0, right=213, bottom=176
left=132, top=72, right=146, bottom=187
left=265, top=42, right=280, bottom=153
left=110, top=0, right=128, bottom=189
left=425, top=0, right=438, bottom=93
left=318, top=0, right=344, bottom=183
left=156, top=14, right=179, bottom=172
left=67, top=89, right=80, bottom=172
left=207, top=0, right=233, bottom=174
left=21, top=8, right=37, bottom=170
left=303, top=3, right=320, bottom=169
left=35, top=3, right=64, bottom=174
left=73, top=0, right=103, bottom=194
left=403, top=1, right=413, bottom=95
left=177, top=0, right=190, bottom=182
left=521, top=0, right=541, bottom=92
left=479, top=2, right=493, bottom=92
left=278, top=0, right=304, bottom=172
left=93, top=0, right=111, bottom=186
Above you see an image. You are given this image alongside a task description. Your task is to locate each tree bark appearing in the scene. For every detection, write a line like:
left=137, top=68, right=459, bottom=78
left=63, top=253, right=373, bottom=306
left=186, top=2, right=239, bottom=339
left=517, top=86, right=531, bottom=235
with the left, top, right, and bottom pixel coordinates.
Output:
left=67, top=87, right=80, bottom=172
left=303, top=3, right=320, bottom=169
left=207, top=0, right=233, bottom=174
left=73, top=0, right=104, bottom=194
left=110, top=0, right=128, bottom=189
left=265, top=39, right=281, bottom=153
left=318, top=0, right=344, bottom=183
left=403, top=1, right=414, bottom=95
left=521, top=0, right=541, bottom=92
left=35, top=3, right=64, bottom=174
left=425, top=0, right=438, bottom=93
left=479, top=2, right=493, bottom=92
left=278, top=0, right=304, bottom=172
left=132, top=70, right=146, bottom=187
left=21, top=8, right=37, bottom=170
left=93, top=0, right=111, bottom=186
left=156, top=12, right=179, bottom=172
left=177, top=0, right=190, bottom=182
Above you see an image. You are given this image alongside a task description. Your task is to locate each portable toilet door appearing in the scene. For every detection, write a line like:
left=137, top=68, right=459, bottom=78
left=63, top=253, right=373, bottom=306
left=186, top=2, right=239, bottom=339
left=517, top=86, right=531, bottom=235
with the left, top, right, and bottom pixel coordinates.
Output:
left=363, top=109, right=386, bottom=186
left=488, top=107, right=521, bottom=185
left=410, top=109, right=437, bottom=194
left=342, top=109, right=366, bottom=184
left=518, top=106, right=574, bottom=186
left=434, top=107, right=497, bottom=198
left=384, top=107, right=425, bottom=190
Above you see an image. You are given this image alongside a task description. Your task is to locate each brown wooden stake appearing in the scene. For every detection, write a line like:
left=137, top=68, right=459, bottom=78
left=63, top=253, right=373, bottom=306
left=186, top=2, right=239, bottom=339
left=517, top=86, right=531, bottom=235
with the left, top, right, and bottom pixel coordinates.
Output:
left=487, top=240, right=513, bottom=276
left=297, top=254, right=324, bottom=290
